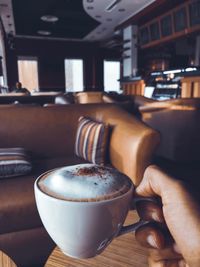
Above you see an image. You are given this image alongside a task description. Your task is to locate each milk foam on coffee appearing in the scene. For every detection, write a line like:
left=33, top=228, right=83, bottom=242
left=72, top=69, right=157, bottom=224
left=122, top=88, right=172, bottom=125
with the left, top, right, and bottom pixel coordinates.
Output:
left=37, top=164, right=132, bottom=202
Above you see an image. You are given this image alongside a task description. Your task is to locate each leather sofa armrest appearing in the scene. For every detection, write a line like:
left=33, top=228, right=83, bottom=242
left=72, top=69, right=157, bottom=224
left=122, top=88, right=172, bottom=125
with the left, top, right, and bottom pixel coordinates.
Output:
left=97, top=106, right=160, bottom=185
left=102, top=94, right=117, bottom=103
left=138, top=98, right=200, bottom=113
left=139, top=102, right=172, bottom=113
left=132, top=95, right=156, bottom=108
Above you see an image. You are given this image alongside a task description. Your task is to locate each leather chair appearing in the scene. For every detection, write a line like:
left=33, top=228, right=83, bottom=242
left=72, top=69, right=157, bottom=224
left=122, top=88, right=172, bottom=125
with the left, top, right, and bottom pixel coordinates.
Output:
left=55, top=92, right=130, bottom=104
left=76, top=91, right=103, bottom=103
left=54, top=92, right=75, bottom=104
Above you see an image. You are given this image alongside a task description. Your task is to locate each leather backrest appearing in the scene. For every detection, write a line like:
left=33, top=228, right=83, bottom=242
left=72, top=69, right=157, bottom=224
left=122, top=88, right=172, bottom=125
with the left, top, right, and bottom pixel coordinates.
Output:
left=76, top=92, right=103, bottom=103
left=0, top=104, right=159, bottom=185
left=55, top=93, right=75, bottom=104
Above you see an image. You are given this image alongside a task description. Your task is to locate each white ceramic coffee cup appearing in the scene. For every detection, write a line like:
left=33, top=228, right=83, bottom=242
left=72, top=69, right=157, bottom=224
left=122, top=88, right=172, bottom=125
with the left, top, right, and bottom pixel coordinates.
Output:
left=34, top=165, right=153, bottom=259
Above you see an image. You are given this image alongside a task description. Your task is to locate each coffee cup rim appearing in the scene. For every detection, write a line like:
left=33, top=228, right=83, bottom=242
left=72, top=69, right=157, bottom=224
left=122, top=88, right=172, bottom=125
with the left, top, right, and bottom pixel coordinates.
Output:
left=34, top=168, right=134, bottom=204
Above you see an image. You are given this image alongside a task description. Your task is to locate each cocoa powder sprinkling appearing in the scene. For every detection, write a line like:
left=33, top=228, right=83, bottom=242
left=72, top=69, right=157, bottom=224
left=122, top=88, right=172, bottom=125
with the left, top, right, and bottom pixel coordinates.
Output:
left=76, top=166, right=108, bottom=179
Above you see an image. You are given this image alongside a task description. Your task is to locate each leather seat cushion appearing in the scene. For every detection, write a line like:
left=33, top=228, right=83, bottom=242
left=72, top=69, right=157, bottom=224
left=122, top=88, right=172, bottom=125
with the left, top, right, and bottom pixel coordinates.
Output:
left=0, top=156, right=86, bottom=234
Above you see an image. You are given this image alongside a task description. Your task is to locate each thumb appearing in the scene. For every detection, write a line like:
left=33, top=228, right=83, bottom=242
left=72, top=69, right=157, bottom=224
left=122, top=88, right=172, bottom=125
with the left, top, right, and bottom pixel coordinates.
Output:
left=136, top=165, right=163, bottom=197
left=136, top=165, right=177, bottom=200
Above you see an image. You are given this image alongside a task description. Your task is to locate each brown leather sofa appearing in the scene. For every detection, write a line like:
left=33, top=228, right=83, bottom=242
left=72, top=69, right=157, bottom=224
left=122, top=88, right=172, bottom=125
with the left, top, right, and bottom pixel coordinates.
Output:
left=75, top=91, right=131, bottom=104
left=130, top=95, right=155, bottom=108
left=55, top=92, right=154, bottom=106
left=76, top=91, right=104, bottom=103
left=55, top=92, right=76, bottom=104
left=139, top=98, right=200, bottom=187
left=54, top=92, right=154, bottom=119
left=0, top=103, right=159, bottom=267
left=55, top=91, right=117, bottom=104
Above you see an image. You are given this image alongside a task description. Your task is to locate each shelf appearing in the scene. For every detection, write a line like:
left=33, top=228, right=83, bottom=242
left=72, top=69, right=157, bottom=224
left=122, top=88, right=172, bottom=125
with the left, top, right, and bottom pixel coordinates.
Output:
left=122, top=39, right=131, bottom=44
left=122, top=55, right=131, bottom=59
left=122, top=47, right=131, bottom=51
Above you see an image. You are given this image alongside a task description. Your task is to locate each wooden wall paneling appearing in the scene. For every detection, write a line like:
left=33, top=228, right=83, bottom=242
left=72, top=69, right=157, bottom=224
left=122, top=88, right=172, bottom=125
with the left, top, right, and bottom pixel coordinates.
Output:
left=181, top=76, right=200, bottom=98
left=181, top=82, right=190, bottom=97
left=128, top=84, right=132, bottom=94
left=122, top=80, right=145, bottom=95
left=181, top=78, right=192, bottom=97
left=193, top=81, right=200, bottom=97
left=192, top=76, right=200, bottom=97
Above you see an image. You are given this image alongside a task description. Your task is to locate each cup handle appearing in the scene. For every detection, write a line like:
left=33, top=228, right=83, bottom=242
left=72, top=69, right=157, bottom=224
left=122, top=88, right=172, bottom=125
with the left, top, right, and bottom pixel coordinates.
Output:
left=117, top=196, right=160, bottom=237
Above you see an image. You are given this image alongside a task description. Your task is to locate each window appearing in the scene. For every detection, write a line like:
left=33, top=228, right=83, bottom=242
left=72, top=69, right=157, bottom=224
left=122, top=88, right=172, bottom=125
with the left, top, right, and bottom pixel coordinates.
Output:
left=150, top=22, right=160, bottom=41
left=189, top=0, right=200, bottom=26
left=17, top=58, right=39, bottom=92
left=0, top=77, right=4, bottom=87
left=0, top=20, right=7, bottom=86
left=161, top=15, right=173, bottom=37
left=104, top=60, right=120, bottom=92
left=174, top=7, right=187, bottom=32
left=65, top=59, right=84, bottom=92
left=140, top=27, right=150, bottom=45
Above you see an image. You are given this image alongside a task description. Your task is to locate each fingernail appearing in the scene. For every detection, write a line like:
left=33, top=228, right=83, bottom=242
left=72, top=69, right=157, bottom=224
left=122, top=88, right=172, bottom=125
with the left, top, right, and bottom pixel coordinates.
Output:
left=152, top=212, right=162, bottom=222
left=173, top=243, right=181, bottom=254
left=146, top=235, right=159, bottom=249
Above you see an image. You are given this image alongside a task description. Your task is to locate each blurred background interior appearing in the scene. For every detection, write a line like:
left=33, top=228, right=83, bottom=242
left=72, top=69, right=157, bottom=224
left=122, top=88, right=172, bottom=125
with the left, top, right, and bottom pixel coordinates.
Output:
left=1, top=1, right=200, bottom=267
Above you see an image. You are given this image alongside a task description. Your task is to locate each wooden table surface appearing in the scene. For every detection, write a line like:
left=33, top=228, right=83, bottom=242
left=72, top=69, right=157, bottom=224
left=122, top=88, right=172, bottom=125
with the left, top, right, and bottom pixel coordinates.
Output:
left=45, top=211, right=148, bottom=267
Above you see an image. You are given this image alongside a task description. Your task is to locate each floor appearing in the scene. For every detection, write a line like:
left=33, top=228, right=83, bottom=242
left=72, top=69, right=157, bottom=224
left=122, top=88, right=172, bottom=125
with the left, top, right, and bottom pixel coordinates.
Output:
left=1, top=211, right=148, bottom=267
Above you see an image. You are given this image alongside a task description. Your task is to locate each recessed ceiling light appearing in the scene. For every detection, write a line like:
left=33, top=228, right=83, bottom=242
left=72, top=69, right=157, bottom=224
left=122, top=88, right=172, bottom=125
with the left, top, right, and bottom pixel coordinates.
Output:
left=37, top=30, right=52, bottom=36
left=41, top=15, right=59, bottom=23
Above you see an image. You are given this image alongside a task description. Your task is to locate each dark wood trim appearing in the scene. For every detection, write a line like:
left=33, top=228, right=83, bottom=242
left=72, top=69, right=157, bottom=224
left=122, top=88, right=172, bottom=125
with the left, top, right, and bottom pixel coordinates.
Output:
left=115, top=0, right=185, bottom=30
left=191, top=81, right=194, bottom=97
left=140, top=25, right=200, bottom=49
left=139, top=0, right=200, bottom=49
left=116, top=0, right=167, bottom=29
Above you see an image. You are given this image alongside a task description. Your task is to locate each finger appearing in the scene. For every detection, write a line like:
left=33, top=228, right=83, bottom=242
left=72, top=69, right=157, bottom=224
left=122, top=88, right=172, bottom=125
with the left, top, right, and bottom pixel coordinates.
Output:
left=135, top=222, right=174, bottom=249
left=148, top=246, right=183, bottom=261
left=135, top=199, right=164, bottom=223
left=136, top=165, right=176, bottom=198
left=136, top=165, right=188, bottom=205
left=135, top=224, right=166, bottom=249
left=148, top=257, right=187, bottom=267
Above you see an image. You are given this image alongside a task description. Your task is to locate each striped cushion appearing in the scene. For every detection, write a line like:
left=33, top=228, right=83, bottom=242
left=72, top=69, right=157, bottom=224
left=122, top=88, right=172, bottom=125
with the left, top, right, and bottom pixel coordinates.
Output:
left=75, top=116, right=109, bottom=164
left=0, top=147, right=32, bottom=178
